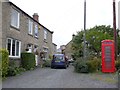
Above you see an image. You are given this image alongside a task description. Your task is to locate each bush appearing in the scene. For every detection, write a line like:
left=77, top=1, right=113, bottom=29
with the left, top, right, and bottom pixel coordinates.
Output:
left=43, top=60, right=51, bottom=67
left=87, top=58, right=101, bottom=73
left=74, top=59, right=88, bottom=73
left=7, top=61, right=26, bottom=76
left=115, top=60, right=120, bottom=70
left=7, top=66, right=26, bottom=76
left=74, top=57, right=101, bottom=73
left=43, top=59, right=52, bottom=67
left=21, top=52, right=35, bottom=70
left=0, top=49, right=9, bottom=77
left=86, top=60, right=97, bottom=73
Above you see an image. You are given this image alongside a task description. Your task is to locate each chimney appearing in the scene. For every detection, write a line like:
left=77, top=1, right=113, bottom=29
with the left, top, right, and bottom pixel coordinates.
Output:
left=33, top=13, right=39, bottom=22
left=72, top=34, right=75, bottom=39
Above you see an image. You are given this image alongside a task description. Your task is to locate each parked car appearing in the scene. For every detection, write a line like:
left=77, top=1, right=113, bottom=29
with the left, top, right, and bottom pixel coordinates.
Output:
left=68, top=58, right=74, bottom=64
left=51, top=54, right=69, bottom=69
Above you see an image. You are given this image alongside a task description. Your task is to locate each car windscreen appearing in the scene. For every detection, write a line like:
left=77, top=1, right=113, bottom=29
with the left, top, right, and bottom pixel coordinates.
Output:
left=53, top=55, right=64, bottom=61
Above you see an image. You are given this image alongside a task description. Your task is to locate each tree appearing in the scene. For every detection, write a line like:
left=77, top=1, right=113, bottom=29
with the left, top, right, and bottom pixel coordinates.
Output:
left=72, top=25, right=119, bottom=59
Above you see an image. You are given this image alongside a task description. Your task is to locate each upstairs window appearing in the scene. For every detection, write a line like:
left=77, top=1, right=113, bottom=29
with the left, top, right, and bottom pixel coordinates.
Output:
left=34, top=25, right=38, bottom=38
left=44, top=29, right=47, bottom=40
left=11, top=8, right=20, bottom=29
left=7, top=38, right=21, bottom=57
left=28, top=20, right=33, bottom=35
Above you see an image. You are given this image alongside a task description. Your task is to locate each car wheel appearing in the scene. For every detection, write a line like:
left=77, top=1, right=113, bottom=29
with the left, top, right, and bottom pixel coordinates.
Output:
left=64, top=65, right=67, bottom=69
left=51, top=65, right=54, bottom=69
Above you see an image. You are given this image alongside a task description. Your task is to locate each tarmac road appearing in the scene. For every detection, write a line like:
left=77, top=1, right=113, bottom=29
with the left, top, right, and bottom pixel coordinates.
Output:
left=2, top=65, right=118, bottom=88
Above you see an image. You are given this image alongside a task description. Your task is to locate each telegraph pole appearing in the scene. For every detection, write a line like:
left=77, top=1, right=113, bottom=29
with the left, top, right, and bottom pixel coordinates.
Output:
left=83, top=0, right=86, bottom=60
left=113, top=0, right=117, bottom=60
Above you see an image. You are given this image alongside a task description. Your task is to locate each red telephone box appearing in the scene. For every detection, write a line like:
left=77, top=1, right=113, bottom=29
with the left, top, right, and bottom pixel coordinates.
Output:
left=101, top=40, right=116, bottom=73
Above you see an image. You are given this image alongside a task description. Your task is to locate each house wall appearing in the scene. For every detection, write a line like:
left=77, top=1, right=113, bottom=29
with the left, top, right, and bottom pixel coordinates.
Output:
left=1, top=2, right=54, bottom=65
left=2, top=3, right=40, bottom=52
left=64, top=41, right=73, bottom=59
left=46, top=31, right=53, bottom=55
left=39, top=26, right=53, bottom=59
left=52, top=43, right=57, bottom=55
left=0, top=1, right=2, bottom=48
left=2, top=2, right=10, bottom=49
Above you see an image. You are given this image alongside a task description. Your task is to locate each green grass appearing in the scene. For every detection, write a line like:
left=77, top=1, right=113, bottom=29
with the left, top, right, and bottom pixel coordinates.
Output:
left=89, top=71, right=118, bottom=84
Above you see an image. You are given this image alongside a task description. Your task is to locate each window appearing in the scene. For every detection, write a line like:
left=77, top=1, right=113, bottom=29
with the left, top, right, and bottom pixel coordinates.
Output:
left=28, top=20, right=33, bottom=35
left=7, top=38, right=21, bottom=57
left=34, top=25, right=38, bottom=38
left=44, top=29, right=47, bottom=40
left=11, top=8, right=20, bottom=29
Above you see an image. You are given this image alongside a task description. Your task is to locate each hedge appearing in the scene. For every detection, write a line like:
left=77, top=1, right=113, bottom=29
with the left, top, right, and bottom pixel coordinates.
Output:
left=0, top=49, right=9, bottom=77
left=21, top=52, right=35, bottom=70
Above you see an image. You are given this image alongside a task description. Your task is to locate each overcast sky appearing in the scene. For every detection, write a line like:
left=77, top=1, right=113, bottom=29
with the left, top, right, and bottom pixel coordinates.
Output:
left=9, top=0, right=120, bottom=48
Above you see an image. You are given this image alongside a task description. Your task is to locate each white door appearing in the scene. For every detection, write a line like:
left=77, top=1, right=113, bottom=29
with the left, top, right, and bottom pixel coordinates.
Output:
left=35, top=55, right=38, bottom=66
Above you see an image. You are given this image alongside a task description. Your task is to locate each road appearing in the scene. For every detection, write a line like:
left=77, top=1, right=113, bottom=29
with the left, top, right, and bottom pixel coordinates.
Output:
left=2, top=65, right=118, bottom=88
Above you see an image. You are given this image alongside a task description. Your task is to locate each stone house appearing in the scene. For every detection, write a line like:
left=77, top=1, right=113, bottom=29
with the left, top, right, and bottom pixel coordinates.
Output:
left=64, top=41, right=73, bottom=59
left=52, top=43, right=57, bottom=55
left=63, top=34, right=75, bottom=59
left=1, top=1, right=56, bottom=66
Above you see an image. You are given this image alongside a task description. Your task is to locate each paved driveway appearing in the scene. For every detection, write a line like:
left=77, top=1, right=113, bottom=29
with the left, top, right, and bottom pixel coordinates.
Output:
left=2, top=65, right=118, bottom=88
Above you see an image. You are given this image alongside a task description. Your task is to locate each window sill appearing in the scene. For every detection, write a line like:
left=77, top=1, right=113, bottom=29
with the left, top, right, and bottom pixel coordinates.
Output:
left=28, top=33, right=33, bottom=37
left=10, top=25, right=20, bottom=31
left=9, top=56, right=21, bottom=59
left=34, top=36, right=39, bottom=39
left=44, top=39, right=47, bottom=43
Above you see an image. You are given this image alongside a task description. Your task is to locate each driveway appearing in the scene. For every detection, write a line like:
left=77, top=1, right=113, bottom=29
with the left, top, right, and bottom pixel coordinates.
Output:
left=2, top=65, right=118, bottom=88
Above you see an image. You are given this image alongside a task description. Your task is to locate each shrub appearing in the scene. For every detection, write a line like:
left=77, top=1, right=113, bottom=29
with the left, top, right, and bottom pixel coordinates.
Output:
left=21, top=52, right=35, bottom=70
left=74, top=59, right=88, bottom=73
left=86, top=60, right=97, bottom=73
left=7, top=61, right=26, bottom=76
left=7, top=66, right=26, bottom=76
left=43, top=59, right=52, bottom=67
left=86, top=58, right=101, bottom=73
left=0, top=49, right=9, bottom=77
left=74, top=57, right=101, bottom=73
left=115, top=60, right=120, bottom=70
left=96, top=58, right=101, bottom=71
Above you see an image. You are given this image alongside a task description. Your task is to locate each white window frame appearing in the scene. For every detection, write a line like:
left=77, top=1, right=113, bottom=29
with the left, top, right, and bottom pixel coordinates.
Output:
left=6, top=38, right=21, bottom=58
left=28, top=20, right=33, bottom=35
left=44, top=29, right=47, bottom=40
left=11, top=8, right=20, bottom=29
left=34, top=24, right=38, bottom=38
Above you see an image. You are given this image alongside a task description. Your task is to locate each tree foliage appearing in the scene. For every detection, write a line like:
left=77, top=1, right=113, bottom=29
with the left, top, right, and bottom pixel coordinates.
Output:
left=72, top=25, right=119, bottom=59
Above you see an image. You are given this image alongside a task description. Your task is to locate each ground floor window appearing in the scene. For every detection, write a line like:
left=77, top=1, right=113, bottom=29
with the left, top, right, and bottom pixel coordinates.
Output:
left=7, top=38, right=21, bottom=57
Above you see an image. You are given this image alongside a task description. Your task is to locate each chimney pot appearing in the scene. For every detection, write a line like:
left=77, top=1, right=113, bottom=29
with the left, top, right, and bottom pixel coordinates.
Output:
left=33, top=13, right=39, bottom=22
